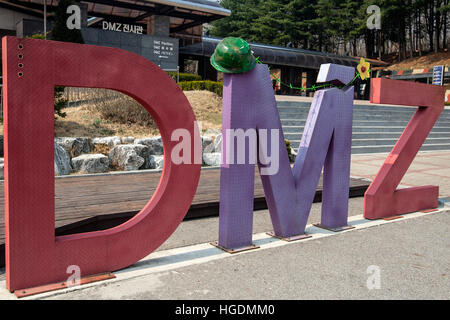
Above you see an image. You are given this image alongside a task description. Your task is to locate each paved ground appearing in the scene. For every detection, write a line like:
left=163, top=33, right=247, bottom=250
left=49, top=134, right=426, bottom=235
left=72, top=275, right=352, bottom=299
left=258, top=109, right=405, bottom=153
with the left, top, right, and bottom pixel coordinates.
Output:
left=41, top=210, right=450, bottom=300
left=351, top=151, right=450, bottom=197
left=0, top=150, right=449, bottom=299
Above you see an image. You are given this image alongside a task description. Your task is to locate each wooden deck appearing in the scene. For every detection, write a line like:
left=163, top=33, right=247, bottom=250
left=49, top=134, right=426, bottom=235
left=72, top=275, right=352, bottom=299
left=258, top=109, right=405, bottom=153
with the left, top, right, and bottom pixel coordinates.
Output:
left=0, top=168, right=370, bottom=267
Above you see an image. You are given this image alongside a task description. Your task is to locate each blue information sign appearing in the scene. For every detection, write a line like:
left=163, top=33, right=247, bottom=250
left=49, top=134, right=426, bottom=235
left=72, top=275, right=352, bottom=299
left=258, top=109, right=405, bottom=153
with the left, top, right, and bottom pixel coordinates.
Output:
left=432, top=65, right=444, bottom=86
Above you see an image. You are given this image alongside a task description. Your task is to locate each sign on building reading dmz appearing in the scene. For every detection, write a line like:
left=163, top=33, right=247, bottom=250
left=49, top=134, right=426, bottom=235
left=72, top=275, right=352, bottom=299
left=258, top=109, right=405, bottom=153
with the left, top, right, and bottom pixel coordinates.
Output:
left=102, top=21, right=144, bottom=35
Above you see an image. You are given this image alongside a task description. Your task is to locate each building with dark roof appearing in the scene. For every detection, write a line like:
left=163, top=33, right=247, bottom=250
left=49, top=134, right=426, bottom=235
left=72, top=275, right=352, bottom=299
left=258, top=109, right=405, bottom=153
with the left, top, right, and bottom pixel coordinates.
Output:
left=180, top=36, right=387, bottom=96
left=0, top=0, right=387, bottom=97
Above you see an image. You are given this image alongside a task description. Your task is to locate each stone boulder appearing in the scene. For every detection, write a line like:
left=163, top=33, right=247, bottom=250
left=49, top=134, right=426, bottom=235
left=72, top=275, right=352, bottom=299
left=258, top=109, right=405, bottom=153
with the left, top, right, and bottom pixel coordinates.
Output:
left=109, top=144, right=149, bottom=171
left=55, top=137, right=92, bottom=158
left=91, top=136, right=122, bottom=156
left=134, top=144, right=152, bottom=169
left=54, top=142, right=72, bottom=176
left=135, top=136, right=163, bottom=155
left=148, top=155, right=164, bottom=170
left=289, top=148, right=297, bottom=163
left=202, top=136, right=214, bottom=153
left=203, top=153, right=221, bottom=167
left=121, top=136, right=135, bottom=144
left=92, top=136, right=121, bottom=147
left=71, top=154, right=110, bottom=174
left=204, top=133, right=222, bottom=154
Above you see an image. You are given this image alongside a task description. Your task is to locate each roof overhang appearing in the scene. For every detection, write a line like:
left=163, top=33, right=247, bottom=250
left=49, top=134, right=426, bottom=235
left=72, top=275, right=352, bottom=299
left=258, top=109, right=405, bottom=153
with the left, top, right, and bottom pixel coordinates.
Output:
left=3, top=0, right=230, bottom=33
left=181, top=37, right=389, bottom=70
left=145, top=0, right=231, bottom=17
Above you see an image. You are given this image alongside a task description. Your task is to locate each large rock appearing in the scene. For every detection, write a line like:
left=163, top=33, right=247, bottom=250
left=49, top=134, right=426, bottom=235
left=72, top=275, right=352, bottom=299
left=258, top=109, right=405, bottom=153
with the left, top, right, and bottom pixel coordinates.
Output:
left=55, top=137, right=92, bottom=157
left=135, top=136, right=163, bottom=155
left=204, top=133, right=222, bottom=153
left=289, top=148, right=297, bottom=163
left=214, top=134, right=223, bottom=153
left=203, top=153, right=221, bottom=167
left=202, top=136, right=214, bottom=153
left=92, top=136, right=121, bottom=147
left=148, top=155, right=164, bottom=170
left=92, top=136, right=122, bottom=156
left=121, top=136, right=135, bottom=144
left=71, top=154, right=110, bottom=174
left=134, top=144, right=152, bottom=169
left=109, top=144, right=148, bottom=171
left=54, top=142, right=72, bottom=176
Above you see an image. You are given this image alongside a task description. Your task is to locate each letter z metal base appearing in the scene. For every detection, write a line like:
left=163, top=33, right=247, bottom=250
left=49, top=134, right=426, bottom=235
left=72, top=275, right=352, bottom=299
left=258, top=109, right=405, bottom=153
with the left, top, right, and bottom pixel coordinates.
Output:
left=210, top=242, right=260, bottom=254
left=313, top=224, right=355, bottom=232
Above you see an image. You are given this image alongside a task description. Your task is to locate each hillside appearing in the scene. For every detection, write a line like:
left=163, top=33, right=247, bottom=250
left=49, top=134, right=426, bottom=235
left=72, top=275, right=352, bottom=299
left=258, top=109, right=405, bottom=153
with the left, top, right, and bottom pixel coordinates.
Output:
left=0, top=90, right=223, bottom=137
left=386, top=51, right=450, bottom=71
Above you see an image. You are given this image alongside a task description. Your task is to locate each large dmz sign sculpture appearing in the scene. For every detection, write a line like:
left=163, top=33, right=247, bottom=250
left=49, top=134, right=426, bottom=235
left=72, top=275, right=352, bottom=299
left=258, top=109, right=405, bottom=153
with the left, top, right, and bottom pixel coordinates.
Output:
left=1, top=37, right=446, bottom=292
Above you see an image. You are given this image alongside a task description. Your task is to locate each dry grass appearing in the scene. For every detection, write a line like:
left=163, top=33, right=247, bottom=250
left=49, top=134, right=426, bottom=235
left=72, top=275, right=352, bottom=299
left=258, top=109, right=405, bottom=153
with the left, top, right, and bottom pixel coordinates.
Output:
left=183, top=90, right=222, bottom=132
left=387, top=51, right=450, bottom=71
left=53, top=104, right=158, bottom=138
left=0, top=90, right=223, bottom=137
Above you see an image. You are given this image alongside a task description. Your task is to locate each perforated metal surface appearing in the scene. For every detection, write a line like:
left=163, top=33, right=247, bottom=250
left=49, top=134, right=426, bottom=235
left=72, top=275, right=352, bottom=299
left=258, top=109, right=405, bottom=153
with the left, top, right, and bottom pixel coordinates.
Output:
left=2, top=36, right=201, bottom=291
left=364, top=78, right=445, bottom=219
left=218, top=64, right=354, bottom=250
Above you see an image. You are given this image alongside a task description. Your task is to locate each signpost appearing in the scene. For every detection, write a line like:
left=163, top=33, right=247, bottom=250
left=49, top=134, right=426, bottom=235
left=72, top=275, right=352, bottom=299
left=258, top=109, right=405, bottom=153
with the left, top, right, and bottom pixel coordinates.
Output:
left=81, top=28, right=179, bottom=70
left=432, top=65, right=444, bottom=86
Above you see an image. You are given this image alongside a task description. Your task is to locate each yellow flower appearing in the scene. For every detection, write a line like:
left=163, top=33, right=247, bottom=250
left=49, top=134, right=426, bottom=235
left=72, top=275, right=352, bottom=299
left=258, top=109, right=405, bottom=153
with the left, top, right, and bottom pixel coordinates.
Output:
left=357, top=58, right=371, bottom=80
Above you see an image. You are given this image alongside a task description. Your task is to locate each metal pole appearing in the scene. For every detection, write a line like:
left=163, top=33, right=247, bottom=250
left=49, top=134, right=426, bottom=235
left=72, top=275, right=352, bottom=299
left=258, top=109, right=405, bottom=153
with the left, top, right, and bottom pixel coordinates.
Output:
left=44, top=0, right=47, bottom=39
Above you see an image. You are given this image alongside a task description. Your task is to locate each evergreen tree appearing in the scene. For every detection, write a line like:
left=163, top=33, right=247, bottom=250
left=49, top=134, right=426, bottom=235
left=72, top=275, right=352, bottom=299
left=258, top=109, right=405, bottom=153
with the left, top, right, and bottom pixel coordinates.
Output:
left=211, top=0, right=448, bottom=59
left=210, top=0, right=263, bottom=42
left=49, top=0, right=84, bottom=118
left=50, top=0, right=84, bottom=43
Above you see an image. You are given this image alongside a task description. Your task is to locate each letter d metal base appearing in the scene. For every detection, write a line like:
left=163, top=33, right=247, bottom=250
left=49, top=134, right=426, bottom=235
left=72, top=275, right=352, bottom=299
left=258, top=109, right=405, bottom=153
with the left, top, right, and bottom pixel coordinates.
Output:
left=210, top=242, right=260, bottom=254
left=14, top=272, right=116, bottom=298
left=313, top=223, right=355, bottom=232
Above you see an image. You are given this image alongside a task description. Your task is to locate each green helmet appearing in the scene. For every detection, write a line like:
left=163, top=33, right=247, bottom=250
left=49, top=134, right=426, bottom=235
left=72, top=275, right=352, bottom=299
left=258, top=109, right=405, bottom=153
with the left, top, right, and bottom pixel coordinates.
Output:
left=210, top=37, right=256, bottom=74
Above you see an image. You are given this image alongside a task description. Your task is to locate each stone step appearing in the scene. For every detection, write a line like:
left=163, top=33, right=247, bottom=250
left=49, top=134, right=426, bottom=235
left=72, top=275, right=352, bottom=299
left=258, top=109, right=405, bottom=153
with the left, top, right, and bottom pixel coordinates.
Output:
left=288, top=141, right=450, bottom=154
left=277, top=103, right=450, bottom=112
left=284, top=131, right=450, bottom=140
left=279, top=114, right=450, bottom=122
left=277, top=101, right=450, bottom=113
left=277, top=101, right=450, bottom=154
left=285, top=135, right=450, bottom=146
left=351, top=137, right=450, bottom=146
left=283, top=127, right=450, bottom=140
left=280, top=119, right=450, bottom=129
left=351, top=132, right=450, bottom=139
left=350, top=143, right=450, bottom=154
left=277, top=110, right=450, bottom=120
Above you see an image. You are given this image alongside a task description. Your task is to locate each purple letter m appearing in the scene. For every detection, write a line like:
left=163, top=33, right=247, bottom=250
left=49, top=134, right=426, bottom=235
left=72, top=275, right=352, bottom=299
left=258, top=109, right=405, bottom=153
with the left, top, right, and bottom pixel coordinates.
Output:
left=218, top=63, right=355, bottom=250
